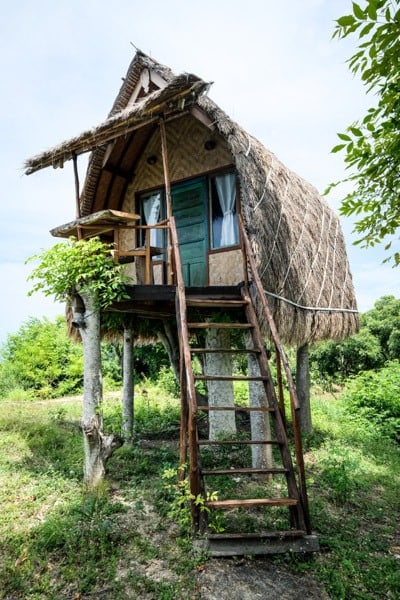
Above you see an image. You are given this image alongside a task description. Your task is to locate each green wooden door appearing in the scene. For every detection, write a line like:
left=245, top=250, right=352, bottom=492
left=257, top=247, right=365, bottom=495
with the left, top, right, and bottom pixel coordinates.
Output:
left=172, top=179, right=208, bottom=286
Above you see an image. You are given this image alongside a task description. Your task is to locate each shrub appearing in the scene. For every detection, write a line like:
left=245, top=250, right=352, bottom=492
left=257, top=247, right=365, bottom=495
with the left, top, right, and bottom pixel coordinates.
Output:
left=0, top=317, right=83, bottom=399
left=343, top=361, right=400, bottom=440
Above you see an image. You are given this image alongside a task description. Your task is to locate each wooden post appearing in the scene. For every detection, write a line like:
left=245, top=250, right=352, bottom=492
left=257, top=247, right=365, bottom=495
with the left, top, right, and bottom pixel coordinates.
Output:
left=145, top=229, right=152, bottom=284
left=72, top=153, right=82, bottom=240
left=296, top=344, right=312, bottom=434
left=170, top=217, right=202, bottom=528
left=159, top=119, right=174, bottom=284
left=122, top=326, right=134, bottom=442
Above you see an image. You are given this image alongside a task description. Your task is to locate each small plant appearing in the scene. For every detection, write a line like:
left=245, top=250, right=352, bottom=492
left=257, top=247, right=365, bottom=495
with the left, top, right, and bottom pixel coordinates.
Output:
left=161, top=466, right=225, bottom=535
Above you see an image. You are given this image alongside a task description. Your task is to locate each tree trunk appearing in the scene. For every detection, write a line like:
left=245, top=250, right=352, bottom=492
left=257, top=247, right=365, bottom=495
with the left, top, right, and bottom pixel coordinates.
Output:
left=296, top=343, right=312, bottom=434
left=245, top=332, right=273, bottom=472
left=76, top=292, right=121, bottom=487
left=205, top=328, right=236, bottom=440
left=158, top=320, right=208, bottom=407
left=122, top=326, right=134, bottom=442
left=158, top=320, right=180, bottom=381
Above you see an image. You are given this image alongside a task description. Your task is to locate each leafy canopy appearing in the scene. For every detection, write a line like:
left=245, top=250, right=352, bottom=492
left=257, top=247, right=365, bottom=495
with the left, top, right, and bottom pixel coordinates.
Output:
left=27, top=237, right=130, bottom=309
left=0, top=316, right=83, bottom=398
left=329, top=0, right=400, bottom=265
left=310, top=294, right=400, bottom=380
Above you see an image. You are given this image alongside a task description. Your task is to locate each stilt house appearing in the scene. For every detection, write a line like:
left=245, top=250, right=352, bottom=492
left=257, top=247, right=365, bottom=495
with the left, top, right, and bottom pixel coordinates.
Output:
left=25, top=50, right=358, bottom=555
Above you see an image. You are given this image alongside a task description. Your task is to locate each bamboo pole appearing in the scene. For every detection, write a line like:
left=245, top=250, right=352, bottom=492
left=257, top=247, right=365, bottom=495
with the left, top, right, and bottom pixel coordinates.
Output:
left=159, top=119, right=174, bottom=284
left=72, top=153, right=82, bottom=240
left=170, top=216, right=202, bottom=528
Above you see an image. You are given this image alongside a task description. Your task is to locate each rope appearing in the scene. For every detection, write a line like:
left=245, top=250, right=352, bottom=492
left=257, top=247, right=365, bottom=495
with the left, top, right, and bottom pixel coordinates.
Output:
left=259, top=178, right=288, bottom=279
left=296, top=207, right=326, bottom=304
left=328, top=219, right=340, bottom=309
left=252, top=156, right=275, bottom=213
left=278, top=198, right=310, bottom=295
left=263, top=289, right=358, bottom=314
left=315, top=211, right=333, bottom=306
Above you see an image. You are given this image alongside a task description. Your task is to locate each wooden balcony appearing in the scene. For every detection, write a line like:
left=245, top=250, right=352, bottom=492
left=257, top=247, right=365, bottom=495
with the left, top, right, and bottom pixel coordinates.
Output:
left=50, top=209, right=173, bottom=286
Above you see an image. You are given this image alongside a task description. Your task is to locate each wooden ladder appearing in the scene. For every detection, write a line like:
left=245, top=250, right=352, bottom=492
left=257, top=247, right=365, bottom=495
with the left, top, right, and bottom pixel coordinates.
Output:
left=170, top=217, right=319, bottom=556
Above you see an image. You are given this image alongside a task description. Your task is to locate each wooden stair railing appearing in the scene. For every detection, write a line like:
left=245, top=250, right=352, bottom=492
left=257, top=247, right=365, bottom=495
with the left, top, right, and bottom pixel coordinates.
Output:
left=169, top=216, right=203, bottom=528
left=169, top=215, right=317, bottom=554
left=238, top=215, right=311, bottom=535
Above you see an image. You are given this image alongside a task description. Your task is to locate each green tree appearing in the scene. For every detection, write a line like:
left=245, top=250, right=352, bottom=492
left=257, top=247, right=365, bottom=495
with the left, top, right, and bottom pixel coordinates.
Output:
left=329, top=0, right=400, bottom=265
left=310, top=295, right=400, bottom=381
left=360, top=295, right=400, bottom=359
left=343, top=360, right=400, bottom=440
left=0, top=317, right=83, bottom=399
left=27, top=237, right=129, bottom=487
left=310, top=327, right=383, bottom=381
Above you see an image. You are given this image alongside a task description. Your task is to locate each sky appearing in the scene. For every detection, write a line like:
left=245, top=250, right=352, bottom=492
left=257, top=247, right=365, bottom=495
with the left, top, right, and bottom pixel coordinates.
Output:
left=1, top=0, right=398, bottom=345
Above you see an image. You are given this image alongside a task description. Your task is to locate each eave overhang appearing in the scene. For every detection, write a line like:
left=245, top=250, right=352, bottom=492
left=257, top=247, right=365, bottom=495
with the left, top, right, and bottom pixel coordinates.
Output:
left=24, top=74, right=210, bottom=176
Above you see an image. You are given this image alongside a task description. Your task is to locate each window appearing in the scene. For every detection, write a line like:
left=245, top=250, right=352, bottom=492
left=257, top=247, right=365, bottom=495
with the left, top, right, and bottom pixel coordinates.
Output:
left=138, top=190, right=165, bottom=250
left=137, top=171, right=239, bottom=255
left=210, top=172, right=238, bottom=249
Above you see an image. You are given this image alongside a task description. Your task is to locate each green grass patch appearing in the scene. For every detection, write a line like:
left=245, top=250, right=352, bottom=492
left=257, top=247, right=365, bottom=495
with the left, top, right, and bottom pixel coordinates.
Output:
left=0, top=382, right=399, bottom=598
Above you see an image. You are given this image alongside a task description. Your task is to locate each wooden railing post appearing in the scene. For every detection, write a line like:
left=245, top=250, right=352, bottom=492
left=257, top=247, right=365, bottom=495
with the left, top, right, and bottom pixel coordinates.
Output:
left=169, top=216, right=203, bottom=528
left=238, top=215, right=311, bottom=534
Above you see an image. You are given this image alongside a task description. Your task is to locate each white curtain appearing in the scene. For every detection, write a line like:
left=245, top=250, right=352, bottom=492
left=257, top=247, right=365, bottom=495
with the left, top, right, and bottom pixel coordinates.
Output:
left=215, top=173, right=237, bottom=247
left=142, top=193, right=161, bottom=247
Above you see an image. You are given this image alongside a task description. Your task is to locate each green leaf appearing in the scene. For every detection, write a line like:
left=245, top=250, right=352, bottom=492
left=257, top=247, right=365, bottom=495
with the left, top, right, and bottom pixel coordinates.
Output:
left=338, top=132, right=352, bottom=141
left=349, top=126, right=363, bottom=137
left=367, top=2, right=378, bottom=20
left=360, top=22, right=375, bottom=37
left=332, top=144, right=346, bottom=153
left=352, top=2, right=365, bottom=19
left=337, top=15, right=357, bottom=27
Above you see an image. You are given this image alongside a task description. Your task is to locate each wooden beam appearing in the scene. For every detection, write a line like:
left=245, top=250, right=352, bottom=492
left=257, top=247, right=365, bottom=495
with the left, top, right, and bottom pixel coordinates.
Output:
left=159, top=118, right=173, bottom=284
left=102, top=164, right=131, bottom=179
left=72, top=154, right=81, bottom=240
left=190, top=106, right=216, bottom=130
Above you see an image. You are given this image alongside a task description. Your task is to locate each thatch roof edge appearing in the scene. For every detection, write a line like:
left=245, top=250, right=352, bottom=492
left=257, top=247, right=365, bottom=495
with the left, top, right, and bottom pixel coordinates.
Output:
left=24, top=73, right=208, bottom=176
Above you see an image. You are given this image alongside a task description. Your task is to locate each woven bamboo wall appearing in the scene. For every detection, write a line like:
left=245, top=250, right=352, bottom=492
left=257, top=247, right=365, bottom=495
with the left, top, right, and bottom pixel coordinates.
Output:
left=123, top=114, right=233, bottom=210
left=209, top=250, right=244, bottom=285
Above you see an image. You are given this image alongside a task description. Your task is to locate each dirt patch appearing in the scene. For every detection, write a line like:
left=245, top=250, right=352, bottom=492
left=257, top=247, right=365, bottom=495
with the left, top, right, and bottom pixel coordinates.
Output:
left=196, top=558, right=330, bottom=599
left=110, top=488, right=329, bottom=599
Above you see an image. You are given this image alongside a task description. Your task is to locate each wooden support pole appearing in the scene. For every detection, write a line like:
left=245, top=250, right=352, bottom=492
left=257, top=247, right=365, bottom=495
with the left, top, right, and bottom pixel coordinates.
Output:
left=72, top=153, right=82, bottom=240
left=159, top=118, right=174, bottom=284
left=145, top=229, right=152, bottom=284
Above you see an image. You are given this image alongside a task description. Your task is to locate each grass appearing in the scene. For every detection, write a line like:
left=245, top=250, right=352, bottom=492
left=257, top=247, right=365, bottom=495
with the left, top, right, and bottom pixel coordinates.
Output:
left=0, top=384, right=399, bottom=599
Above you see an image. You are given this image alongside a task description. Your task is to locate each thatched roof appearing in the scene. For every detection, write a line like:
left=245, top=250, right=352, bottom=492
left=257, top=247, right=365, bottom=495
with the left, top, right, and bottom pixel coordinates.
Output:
left=25, top=50, right=358, bottom=346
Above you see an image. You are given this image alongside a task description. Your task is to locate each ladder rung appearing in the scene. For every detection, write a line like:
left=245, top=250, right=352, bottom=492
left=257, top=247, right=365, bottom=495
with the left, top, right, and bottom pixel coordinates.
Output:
left=202, top=467, right=288, bottom=476
left=207, top=530, right=305, bottom=540
left=204, top=498, right=298, bottom=509
left=198, top=406, right=275, bottom=412
left=186, top=299, right=247, bottom=308
left=194, top=375, right=268, bottom=382
left=190, top=348, right=261, bottom=354
left=198, top=439, right=280, bottom=446
left=188, top=323, right=253, bottom=330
